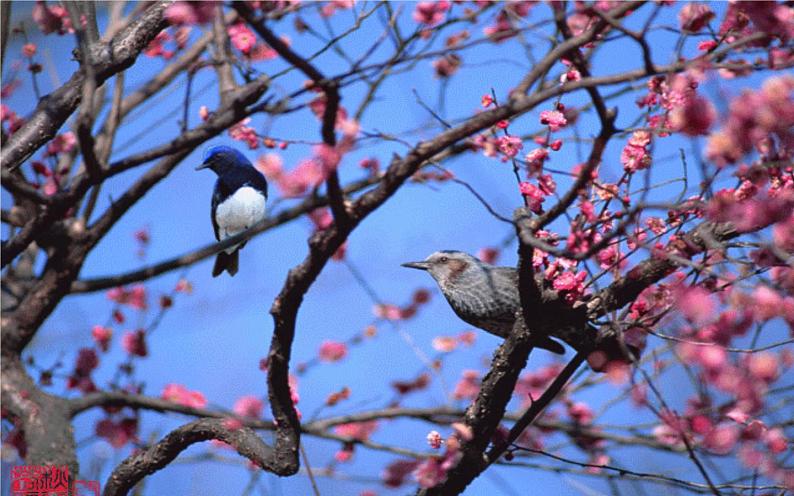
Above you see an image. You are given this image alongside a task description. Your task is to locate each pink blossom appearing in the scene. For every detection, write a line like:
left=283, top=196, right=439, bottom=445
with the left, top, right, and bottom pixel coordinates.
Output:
left=707, top=75, right=794, bottom=167
left=335, top=421, right=378, bottom=441
left=248, top=43, right=278, bottom=61
left=586, top=453, right=610, bottom=474
left=22, top=43, right=37, bottom=58
left=74, top=348, right=99, bottom=377
left=525, top=147, right=549, bottom=174
left=359, top=157, right=380, bottom=174
left=121, top=330, right=148, bottom=357
left=382, top=459, right=420, bottom=487
left=228, top=23, right=257, bottom=54
left=752, top=286, right=783, bottom=321
left=32, top=1, right=72, bottom=35
left=747, top=352, right=780, bottom=383
left=96, top=418, right=138, bottom=448
left=539, top=110, right=567, bottom=131
left=321, top=0, right=355, bottom=18
left=313, top=144, right=343, bottom=174
left=228, top=118, right=259, bottom=149
left=484, top=11, right=515, bottom=42
left=703, top=424, right=739, bottom=454
left=568, top=402, right=594, bottom=424
left=427, top=430, right=442, bottom=449
left=91, top=325, right=113, bottom=352
left=453, top=370, right=481, bottom=400
left=255, top=153, right=283, bottom=180
left=451, top=422, right=473, bottom=441
left=45, top=132, right=76, bottom=156
left=413, top=1, right=450, bottom=26
left=414, top=458, right=446, bottom=488
left=432, top=54, right=461, bottom=78
left=144, top=31, right=174, bottom=59
left=764, top=428, right=788, bottom=453
left=318, top=340, right=348, bottom=362
left=161, top=384, right=208, bottom=408
left=678, top=3, right=715, bottom=32
left=477, top=247, right=499, bottom=264
left=165, top=1, right=216, bottom=25
left=669, top=94, right=716, bottom=136
left=277, top=159, right=324, bottom=198
left=334, top=445, right=354, bottom=462
left=519, top=182, right=545, bottom=214
left=552, top=270, right=586, bottom=298
left=773, top=214, right=794, bottom=251
left=676, top=286, right=715, bottom=324
left=233, top=395, right=264, bottom=419
left=621, top=131, right=652, bottom=172
left=696, top=344, right=727, bottom=370
left=497, top=135, right=523, bottom=158
left=432, top=336, right=457, bottom=353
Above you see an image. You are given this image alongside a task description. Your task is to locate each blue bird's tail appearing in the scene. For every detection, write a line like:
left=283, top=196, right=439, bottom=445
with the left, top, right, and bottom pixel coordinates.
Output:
left=212, top=250, right=239, bottom=277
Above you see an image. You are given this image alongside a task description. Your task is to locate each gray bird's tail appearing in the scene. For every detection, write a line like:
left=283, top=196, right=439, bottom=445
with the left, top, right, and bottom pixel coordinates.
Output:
left=212, top=250, right=239, bottom=277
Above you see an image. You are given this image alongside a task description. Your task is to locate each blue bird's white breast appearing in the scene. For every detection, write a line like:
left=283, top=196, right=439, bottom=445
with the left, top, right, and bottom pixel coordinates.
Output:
left=215, top=186, right=266, bottom=253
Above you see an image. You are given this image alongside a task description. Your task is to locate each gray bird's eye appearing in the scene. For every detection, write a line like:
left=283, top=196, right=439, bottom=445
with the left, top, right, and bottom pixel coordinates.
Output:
left=439, top=256, right=449, bottom=263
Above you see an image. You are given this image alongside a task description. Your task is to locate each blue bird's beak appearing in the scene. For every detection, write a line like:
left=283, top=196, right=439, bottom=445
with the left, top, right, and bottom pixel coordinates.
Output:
left=401, top=261, right=430, bottom=270
left=194, top=161, right=211, bottom=171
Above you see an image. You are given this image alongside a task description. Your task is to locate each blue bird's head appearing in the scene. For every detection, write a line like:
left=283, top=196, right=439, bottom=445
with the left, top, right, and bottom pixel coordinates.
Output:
left=195, top=145, right=252, bottom=174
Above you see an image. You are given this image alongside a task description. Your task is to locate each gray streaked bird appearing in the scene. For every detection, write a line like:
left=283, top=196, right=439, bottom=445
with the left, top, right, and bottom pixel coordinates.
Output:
left=402, top=250, right=566, bottom=354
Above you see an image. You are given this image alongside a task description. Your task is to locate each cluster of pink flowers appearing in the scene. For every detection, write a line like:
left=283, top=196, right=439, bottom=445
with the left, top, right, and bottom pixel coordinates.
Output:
left=164, top=1, right=216, bottom=25
left=453, top=370, right=481, bottom=400
left=432, top=53, right=461, bottom=79
left=143, top=29, right=191, bottom=60
left=320, top=0, right=354, bottom=18
left=228, top=118, right=260, bottom=149
left=32, top=1, right=73, bottom=35
left=67, top=348, right=99, bottom=393
left=91, top=325, right=113, bottom=352
left=96, top=417, right=138, bottom=448
left=707, top=75, right=794, bottom=167
left=334, top=420, right=379, bottom=462
left=258, top=101, right=358, bottom=198
left=107, top=284, right=148, bottom=311
left=161, top=383, right=208, bottom=409
left=373, top=288, right=431, bottom=321
left=621, top=130, right=652, bottom=172
left=431, top=330, right=476, bottom=353
left=1, top=104, right=24, bottom=135
left=516, top=363, right=564, bottom=407
left=539, top=109, right=568, bottom=132
left=233, top=395, right=264, bottom=419
left=484, top=2, right=534, bottom=43
left=412, top=1, right=450, bottom=27
left=318, top=340, right=348, bottom=362
left=678, top=2, right=715, bottom=32
left=391, top=372, right=430, bottom=396
left=412, top=423, right=473, bottom=488
left=121, top=329, right=148, bottom=357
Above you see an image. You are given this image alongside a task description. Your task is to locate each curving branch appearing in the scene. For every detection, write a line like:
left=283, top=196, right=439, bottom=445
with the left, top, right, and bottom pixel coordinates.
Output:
left=103, top=419, right=276, bottom=496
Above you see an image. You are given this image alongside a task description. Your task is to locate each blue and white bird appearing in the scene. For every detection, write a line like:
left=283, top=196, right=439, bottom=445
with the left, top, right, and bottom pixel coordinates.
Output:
left=195, top=146, right=268, bottom=277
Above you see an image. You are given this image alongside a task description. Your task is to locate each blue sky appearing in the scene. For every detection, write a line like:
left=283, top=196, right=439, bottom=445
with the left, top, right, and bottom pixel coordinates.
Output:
left=2, top=2, right=791, bottom=495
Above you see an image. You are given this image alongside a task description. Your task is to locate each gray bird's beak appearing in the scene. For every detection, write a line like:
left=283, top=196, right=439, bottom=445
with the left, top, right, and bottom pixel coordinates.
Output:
left=194, top=161, right=211, bottom=171
left=401, top=261, right=430, bottom=270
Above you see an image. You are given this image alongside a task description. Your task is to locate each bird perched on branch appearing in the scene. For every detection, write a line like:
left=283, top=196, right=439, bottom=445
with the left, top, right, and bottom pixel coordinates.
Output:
left=402, top=251, right=566, bottom=354
left=196, top=146, right=268, bottom=277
